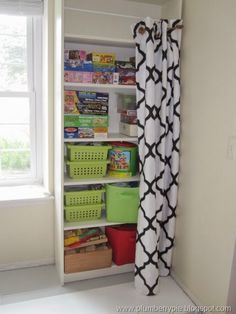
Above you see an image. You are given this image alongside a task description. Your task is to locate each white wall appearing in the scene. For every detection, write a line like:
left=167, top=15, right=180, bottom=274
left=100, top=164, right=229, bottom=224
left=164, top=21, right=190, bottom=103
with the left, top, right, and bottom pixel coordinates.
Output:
left=161, top=0, right=182, bottom=19
left=0, top=200, right=54, bottom=269
left=64, top=0, right=162, bottom=41
left=172, top=0, right=236, bottom=307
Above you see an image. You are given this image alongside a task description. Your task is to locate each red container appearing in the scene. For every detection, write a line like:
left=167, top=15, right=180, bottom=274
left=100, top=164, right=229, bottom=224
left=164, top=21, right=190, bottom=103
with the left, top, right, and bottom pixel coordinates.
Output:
left=105, top=224, right=137, bottom=265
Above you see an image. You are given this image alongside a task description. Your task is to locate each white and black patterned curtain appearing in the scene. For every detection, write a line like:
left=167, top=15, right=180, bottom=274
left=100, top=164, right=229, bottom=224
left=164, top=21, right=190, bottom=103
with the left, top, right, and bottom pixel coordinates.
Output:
left=133, top=17, right=182, bottom=295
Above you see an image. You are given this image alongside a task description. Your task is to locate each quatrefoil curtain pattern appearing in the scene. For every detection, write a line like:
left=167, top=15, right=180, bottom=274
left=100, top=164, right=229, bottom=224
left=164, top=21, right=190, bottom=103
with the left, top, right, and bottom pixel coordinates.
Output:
left=133, top=17, right=183, bottom=295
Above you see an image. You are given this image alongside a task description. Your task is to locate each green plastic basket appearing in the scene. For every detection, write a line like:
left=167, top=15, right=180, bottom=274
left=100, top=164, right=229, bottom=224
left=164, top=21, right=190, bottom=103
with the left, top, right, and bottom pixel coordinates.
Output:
left=64, top=189, right=105, bottom=206
left=67, top=144, right=112, bottom=162
left=64, top=203, right=103, bottom=222
left=66, top=160, right=110, bottom=179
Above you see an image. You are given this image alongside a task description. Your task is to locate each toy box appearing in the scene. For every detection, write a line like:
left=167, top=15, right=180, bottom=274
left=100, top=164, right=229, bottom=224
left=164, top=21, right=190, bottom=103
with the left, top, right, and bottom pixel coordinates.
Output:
left=64, top=127, right=108, bottom=139
left=92, top=72, right=113, bottom=84
left=64, top=244, right=112, bottom=273
left=64, top=71, right=93, bottom=83
left=64, top=91, right=109, bottom=115
left=108, top=142, right=138, bottom=177
left=87, top=53, right=115, bottom=65
left=64, top=115, right=108, bottom=128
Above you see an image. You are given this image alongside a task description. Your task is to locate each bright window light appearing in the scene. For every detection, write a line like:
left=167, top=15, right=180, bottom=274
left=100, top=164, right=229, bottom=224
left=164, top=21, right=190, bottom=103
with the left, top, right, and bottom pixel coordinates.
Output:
left=0, top=14, right=42, bottom=184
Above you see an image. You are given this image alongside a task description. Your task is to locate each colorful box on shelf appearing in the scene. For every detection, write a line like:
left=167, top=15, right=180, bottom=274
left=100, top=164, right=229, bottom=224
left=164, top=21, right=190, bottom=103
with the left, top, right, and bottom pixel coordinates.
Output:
left=93, top=64, right=115, bottom=73
left=64, top=115, right=108, bottom=128
left=87, top=52, right=115, bottom=65
left=64, top=49, right=93, bottom=72
left=108, top=142, right=138, bottom=177
left=64, top=91, right=109, bottom=115
left=64, top=71, right=93, bottom=83
left=115, top=61, right=136, bottom=85
left=92, top=72, right=113, bottom=84
left=64, top=127, right=108, bottom=139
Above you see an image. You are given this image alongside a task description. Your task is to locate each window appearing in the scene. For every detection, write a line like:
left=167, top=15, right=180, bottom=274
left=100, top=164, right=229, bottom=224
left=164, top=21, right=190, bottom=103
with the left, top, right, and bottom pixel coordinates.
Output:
left=0, top=14, right=42, bottom=185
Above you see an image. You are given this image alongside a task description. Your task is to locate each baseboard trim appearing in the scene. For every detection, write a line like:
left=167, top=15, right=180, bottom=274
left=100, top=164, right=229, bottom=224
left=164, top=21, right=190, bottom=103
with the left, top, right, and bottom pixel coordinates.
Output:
left=0, top=258, right=55, bottom=271
left=171, top=271, right=201, bottom=307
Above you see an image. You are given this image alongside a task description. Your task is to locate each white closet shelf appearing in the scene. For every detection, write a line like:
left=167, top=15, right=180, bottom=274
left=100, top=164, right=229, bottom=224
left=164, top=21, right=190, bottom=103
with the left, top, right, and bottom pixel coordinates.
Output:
left=64, top=174, right=140, bottom=186
left=64, top=33, right=135, bottom=48
left=64, top=216, right=127, bottom=230
left=64, top=82, right=136, bottom=93
left=64, top=133, right=138, bottom=143
left=64, top=263, right=134, bottom=283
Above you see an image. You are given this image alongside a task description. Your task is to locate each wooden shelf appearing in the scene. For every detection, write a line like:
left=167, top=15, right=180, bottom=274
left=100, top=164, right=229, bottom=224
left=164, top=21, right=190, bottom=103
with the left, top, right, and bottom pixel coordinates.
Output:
left=64, top=174, right=140, bottom=186
left=64, top=133, right=138, bottom=143
left=64, top=263, right=134, bottom=283
left=64, top=82, right=136, bottom=93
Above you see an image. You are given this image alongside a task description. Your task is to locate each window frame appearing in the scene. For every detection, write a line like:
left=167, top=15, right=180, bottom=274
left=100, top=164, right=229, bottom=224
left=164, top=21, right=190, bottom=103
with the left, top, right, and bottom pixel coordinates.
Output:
left=0, top=15, right=43, bottom=186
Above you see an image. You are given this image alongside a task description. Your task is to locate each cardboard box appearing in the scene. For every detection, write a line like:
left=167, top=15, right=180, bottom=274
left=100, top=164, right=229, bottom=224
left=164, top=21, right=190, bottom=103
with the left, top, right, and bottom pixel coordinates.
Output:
left=92, top=72, right=113, bottom=84
left=64, top=49, right=93, bottom=71
left=64, top=91, right=109, bottom=115
left=64, top=246, right=112, bottom=273
left=64, top=115, right=108, bottom=128
left=64, top=71, right=93, bottom=83
left=115, top=61, right=136, bottom=85
left=64, top=127, right=108, bottom=139
left=87, top=53, right=115, bottom=65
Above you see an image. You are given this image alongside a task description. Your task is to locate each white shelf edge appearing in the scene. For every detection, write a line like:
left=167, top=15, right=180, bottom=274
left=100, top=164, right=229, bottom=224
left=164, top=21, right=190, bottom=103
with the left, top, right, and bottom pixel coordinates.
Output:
left=64, top=174, right=140, bottom=186
left=64, top=263, right=134, bottom=283
left=64, top=133, right=138, bottom=143
left=64, top=216, right=131, bottom=230
left=64, top=82, right=136, bottom=91
left=64, top=33, right=135, bottom=48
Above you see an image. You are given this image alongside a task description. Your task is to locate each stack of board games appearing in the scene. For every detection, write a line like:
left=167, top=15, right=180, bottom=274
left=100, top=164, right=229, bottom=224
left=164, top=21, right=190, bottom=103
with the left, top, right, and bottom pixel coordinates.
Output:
left=64, top=49, right=136, bottom=85
left=64, top=49, right=93, bottom=83
left=115, top=59, right=136, bottom=85
left=64, top=91, right=109, bottom=139
left=87, top=52, right=115, bottom=84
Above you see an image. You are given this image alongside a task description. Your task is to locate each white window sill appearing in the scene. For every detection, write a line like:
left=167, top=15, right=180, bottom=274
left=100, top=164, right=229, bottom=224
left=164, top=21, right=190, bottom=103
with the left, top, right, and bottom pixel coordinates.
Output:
left=0, top=185, right=54, bottom=208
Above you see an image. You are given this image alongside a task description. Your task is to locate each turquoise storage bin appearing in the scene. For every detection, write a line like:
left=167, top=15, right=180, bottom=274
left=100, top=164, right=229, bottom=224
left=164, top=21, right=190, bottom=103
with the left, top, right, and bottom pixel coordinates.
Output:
left=106, top=184, right=139, bottom=223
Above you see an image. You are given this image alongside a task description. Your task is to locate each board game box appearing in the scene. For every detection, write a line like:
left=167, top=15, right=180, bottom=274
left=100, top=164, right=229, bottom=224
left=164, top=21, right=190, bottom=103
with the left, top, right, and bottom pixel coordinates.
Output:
left=64, top=127, right=108, bottom=139
left=64, top=91, right=109, bottom=115
left=64, top=115, right=109, bottom=128
left=64, top=71, right=93, bottom=83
